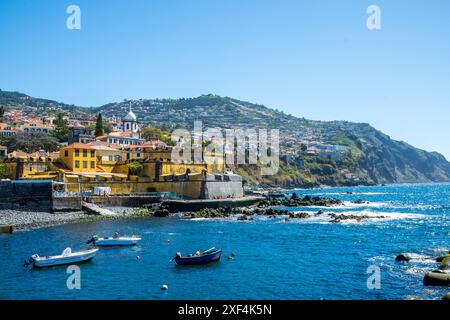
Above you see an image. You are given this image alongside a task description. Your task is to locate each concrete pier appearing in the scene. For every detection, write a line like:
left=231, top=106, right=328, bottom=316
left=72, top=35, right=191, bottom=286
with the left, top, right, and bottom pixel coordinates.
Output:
left=82, top=202, right=117, bottom=216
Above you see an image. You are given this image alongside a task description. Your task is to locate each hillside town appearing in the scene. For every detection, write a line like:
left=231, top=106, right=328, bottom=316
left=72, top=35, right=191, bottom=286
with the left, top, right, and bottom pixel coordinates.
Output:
left=0, top=96, right=362, bottom=193
left=0, top=104, right=244, bottom=200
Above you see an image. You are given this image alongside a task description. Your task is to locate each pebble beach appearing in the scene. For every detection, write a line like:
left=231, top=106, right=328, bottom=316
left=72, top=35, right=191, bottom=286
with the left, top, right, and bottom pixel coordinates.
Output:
left=0, top=210, right=90, bottom=231
left=0, top=207, right=142, bottom=231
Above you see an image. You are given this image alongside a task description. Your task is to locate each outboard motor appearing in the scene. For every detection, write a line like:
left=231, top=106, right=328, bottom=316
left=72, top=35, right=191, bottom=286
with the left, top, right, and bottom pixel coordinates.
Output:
left=86, top=235, right=98, bottom=245
left=23, top=254, right=39, bottom=268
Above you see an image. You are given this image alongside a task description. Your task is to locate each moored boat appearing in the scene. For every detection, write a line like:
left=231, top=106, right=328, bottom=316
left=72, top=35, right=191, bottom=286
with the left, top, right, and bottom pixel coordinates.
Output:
left=174, top=247, right=222, bottom=265
left=24, top=247, right=98, bottom=268
left=87, top=234, right=141, bottom=247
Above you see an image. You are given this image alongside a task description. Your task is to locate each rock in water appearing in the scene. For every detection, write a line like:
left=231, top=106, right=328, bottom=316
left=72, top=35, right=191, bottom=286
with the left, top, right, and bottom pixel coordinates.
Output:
left=424, top=272, right=450, bottom=287
left=396, top=254, right=412, bottom=262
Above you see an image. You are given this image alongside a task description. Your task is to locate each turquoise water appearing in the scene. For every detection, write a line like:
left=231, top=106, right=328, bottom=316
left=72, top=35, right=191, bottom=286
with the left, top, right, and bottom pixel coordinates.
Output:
left=1, top=183, right=449, bottom=300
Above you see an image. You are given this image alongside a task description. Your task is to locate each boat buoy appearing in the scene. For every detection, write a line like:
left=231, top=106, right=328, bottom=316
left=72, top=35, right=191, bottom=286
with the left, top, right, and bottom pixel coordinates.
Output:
left=136, top=256, right=140, bottom=261
left=166, top=240, right=171, bottom=244
left=161, top=285, right=169, bottom=291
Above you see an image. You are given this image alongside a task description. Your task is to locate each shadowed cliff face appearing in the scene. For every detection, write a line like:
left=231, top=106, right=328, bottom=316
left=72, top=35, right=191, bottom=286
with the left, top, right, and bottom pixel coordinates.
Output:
left=348, top=124, right=450, bottom=184
left=2, top=91, right=450, bottom=186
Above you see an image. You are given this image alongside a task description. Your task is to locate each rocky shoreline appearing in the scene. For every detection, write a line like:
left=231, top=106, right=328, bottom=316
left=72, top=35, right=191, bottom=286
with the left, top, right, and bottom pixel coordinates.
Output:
left=132, top=195, right=386, bottom=223
left=0, top=194, right=383, bottom=232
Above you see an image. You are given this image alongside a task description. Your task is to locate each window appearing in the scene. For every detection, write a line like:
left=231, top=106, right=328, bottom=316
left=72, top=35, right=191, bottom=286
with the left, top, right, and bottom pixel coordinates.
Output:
left=91, top=150, right=95, bottom=157
left=83, top=161, right=87, bottom=168
left=137, top=153, right=141, bottom=158
left=83, top=149, right=87, bottom=157
left=64, top=150, right=68, bottom=157
left=75, top=149, right=79, bottom=157
left=90, top=161, right=95, bottom=169
left=75, top=160, right=80, bottom=168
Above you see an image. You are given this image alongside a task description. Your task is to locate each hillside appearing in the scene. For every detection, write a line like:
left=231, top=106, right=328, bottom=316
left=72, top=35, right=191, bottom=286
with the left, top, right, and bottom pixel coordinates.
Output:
left=2, top=90, right=450, bottom=187
left=0, top=89, right=86, bottom=115
left=92, top=95, right=450, bottom=186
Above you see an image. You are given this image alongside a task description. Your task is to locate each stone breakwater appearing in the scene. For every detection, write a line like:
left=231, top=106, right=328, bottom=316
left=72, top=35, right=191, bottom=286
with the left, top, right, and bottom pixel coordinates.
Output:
left=131, top=195, right=386, bottom=223
left=163, top=206, right=387, bottom=223
left=257, top=195, right=343, bottom=207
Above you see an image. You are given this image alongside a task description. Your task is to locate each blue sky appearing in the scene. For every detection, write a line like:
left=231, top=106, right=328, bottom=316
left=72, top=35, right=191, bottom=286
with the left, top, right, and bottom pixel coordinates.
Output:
left=1, top=0, right=450, bottom=158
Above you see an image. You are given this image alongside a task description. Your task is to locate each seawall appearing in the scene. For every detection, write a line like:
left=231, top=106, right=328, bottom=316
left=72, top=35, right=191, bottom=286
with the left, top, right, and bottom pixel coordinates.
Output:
left=0, top=180, right=53, bottom=212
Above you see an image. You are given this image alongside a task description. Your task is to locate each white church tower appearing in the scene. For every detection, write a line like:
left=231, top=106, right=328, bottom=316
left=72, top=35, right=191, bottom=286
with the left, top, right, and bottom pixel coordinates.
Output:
left=123, top=103, right=138, bottom=133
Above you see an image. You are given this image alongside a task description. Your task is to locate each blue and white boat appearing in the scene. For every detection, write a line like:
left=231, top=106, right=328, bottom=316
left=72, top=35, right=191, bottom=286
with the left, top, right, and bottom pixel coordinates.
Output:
left=24, top=247, right=98, bottom=268
left=174, top=247, right=222, bottom=265
left=87, top=234, right=141, bottom=247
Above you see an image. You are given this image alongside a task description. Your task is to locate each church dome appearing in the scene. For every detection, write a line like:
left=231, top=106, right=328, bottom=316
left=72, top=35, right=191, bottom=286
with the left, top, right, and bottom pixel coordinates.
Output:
left=123, top=103, right=137, bottom=122
left=123, top=110, right=137, bottom=122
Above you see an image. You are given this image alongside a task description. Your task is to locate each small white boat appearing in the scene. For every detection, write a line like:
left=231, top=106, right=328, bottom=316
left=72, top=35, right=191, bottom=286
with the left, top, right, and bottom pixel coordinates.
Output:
left=87, top=234, right=141, bottom=247
left=24, top=247, right=98, bottom=268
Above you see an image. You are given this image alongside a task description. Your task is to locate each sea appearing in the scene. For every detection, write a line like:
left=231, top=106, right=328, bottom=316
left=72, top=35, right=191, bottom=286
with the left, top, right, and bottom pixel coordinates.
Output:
left=1, top=183, right=449, bottom=300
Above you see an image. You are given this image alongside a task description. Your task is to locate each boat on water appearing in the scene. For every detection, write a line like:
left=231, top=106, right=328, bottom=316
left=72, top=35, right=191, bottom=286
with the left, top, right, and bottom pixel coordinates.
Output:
left=87, top=233, right=141, bottom=247
left=174, top=247, right=222, bottom=265
left=24, top=248, right=98, bottom=268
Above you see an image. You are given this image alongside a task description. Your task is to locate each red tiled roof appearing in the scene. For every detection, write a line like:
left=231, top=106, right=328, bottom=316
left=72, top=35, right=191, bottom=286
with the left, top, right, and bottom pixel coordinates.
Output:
left=61, top=143, right=93, bottom=150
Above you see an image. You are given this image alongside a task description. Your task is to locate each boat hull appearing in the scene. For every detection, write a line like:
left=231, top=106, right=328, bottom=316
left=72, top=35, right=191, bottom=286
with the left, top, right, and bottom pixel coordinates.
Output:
left=94, top=238, right=141, bottom=246
left=175, top=250, right=222, bottom=265
left=33, top=249, right=98, bottom=268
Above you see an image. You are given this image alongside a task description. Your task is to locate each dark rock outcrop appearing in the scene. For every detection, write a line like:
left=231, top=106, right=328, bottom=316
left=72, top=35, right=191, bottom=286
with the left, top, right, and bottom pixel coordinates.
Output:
left=258, top=196, right=342, bottom=208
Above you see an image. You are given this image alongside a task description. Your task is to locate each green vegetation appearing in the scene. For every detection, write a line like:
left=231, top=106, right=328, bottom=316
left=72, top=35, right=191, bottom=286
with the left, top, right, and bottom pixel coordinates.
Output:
left=95, top=113, right=104, bottom=137
left=132, top=209, right=155, bottom=217
left=127, top=161, right=144, bottom=175
left=0, top=106, right=5, bottom=122
left=51, top=113, right=69, bottom=143
left=327, top=133, right=364, bottom=158
left=140, top=126, right=173, bottom=145
left=0, top=163, right=6, bottom=179
left=5, top=132, right=60, bottom=153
